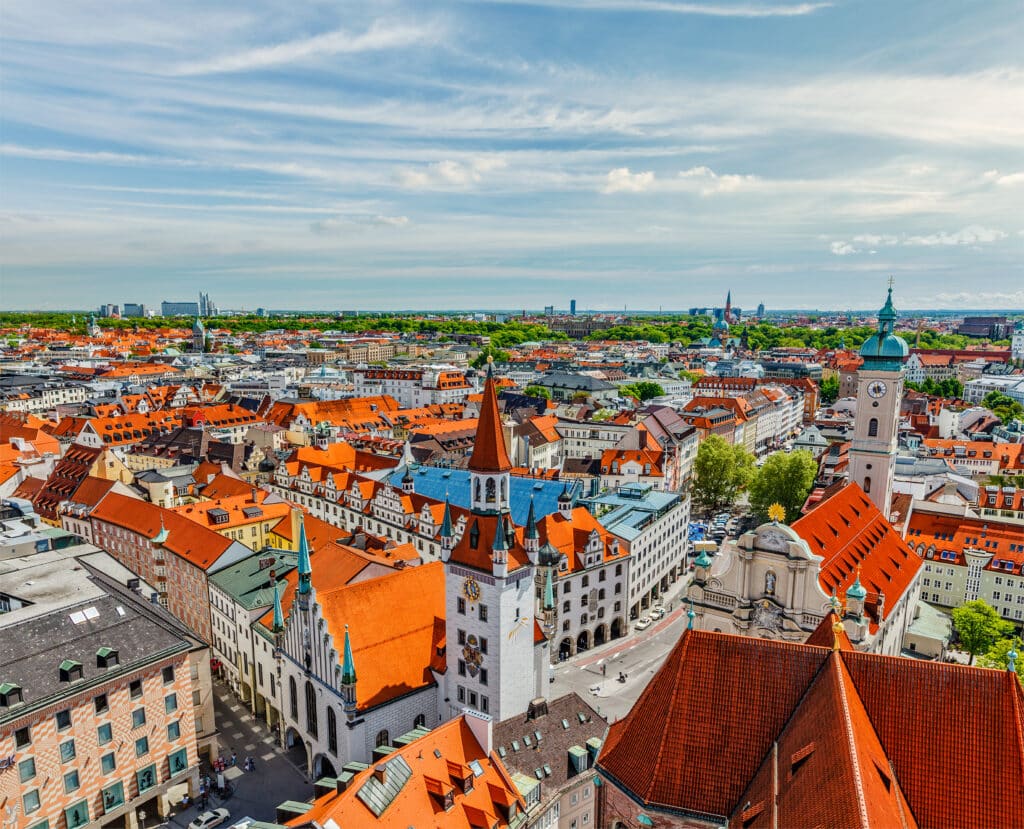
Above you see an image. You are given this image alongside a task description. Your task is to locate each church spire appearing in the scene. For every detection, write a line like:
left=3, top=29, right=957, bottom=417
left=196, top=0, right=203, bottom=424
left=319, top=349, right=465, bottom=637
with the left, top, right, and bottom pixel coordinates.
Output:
left=271, top=578, right=284, bottom=634
left=296, top=514, right=312, bottom=596
left=469, top=359, right=512, bottom=474
left=341, top=624, right=357, bottom=685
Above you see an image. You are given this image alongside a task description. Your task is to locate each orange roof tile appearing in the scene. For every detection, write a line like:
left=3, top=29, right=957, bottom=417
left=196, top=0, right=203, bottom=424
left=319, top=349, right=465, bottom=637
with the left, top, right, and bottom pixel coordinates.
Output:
left=468, top=372, right=511, bottom=473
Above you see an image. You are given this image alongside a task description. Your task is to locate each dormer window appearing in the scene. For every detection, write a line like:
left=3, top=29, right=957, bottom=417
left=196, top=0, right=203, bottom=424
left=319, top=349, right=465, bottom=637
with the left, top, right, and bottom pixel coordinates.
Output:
left=0, top=682, right=23, bottom=707
left=60, top=660, right=84, bottom=683
left=97, top=647, right=119, bottom=669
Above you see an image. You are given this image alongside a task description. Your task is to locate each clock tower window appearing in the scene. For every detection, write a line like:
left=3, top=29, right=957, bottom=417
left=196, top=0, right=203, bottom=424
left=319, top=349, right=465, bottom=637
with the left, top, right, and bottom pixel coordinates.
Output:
left=868, top=418, right=879, bottom=437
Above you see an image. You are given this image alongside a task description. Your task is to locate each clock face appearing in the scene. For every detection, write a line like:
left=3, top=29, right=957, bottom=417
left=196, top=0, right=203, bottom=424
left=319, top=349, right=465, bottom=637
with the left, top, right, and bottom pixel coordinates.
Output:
left=462, top=577, right=481, bottom=602
left=867, top=380, right=887, bottom=399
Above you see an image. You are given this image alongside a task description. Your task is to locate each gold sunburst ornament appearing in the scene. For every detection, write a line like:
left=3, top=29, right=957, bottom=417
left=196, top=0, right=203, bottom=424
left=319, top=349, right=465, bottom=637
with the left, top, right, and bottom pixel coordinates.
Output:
left=767, top=503, right=786, bottom=523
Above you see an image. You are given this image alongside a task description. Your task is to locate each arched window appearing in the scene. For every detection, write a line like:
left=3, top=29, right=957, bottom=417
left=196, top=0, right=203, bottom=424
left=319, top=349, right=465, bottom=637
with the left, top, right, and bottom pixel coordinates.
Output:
left=375, top=729, right=390, bottom=748
left=289, top=676, right=297, bottom=720
left=864, top=476, right=872, bottom=494
left=327, top=707, right=337, bottom=755
left=475, top=479, right=481, bottom=501
left=500, top=478, right=507, bottom=502
left=563, top=600, right=571, bottom=613
left=414, top=713, right=426, bottom=729
left=485, top=478, right=496, bottom=503
left=868, top=418, right=879, bottom=437
left=305, top=680, right=318, bottom=738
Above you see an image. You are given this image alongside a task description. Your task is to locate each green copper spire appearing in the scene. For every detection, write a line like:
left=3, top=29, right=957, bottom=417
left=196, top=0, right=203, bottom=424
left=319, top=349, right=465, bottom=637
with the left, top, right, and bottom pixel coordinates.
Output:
left=694, top=547, right=713, bottom=569
left=543, top=566, right=555, bottom=612
left=440, top=497, right=453, bottom=538
left=687, top=599, right=696, bottom=630
left=271, top=579, right=284, bottom=634
left=341, top=624, right=357, bottom=686
left=846, top=572, right=867, bottom=601
left=296, top=516, right=312, bottom=596
left=525, top=496, right=539, bottom=540
left=492, top=516, right=509, bottom=551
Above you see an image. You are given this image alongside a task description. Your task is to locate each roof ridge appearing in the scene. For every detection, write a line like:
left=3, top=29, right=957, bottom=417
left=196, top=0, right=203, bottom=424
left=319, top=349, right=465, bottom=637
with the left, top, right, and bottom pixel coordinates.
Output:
left=644, top=627, right=695, bottom=800
left=832, top=654, right=871, bottom=829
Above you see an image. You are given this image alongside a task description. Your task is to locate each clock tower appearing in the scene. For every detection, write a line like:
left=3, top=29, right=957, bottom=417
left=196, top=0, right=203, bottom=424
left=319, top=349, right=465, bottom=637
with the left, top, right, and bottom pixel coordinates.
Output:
left=848, top=285, right=908, bottom=518
left=442, top=361, right=543, bottom=722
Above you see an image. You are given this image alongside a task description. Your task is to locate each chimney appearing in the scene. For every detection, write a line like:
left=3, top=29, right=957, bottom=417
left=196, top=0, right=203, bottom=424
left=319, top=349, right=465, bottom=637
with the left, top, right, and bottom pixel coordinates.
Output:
left=373, top=765, right=387, bottom=785
left=463, top=708, right=493, bottom=755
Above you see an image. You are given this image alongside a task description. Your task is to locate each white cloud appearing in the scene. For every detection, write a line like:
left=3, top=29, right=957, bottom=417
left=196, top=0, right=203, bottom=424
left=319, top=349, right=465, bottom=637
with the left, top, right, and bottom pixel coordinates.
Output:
left=934, top=290, right=1024, bottom=306
left=603, top=167, right=655, bottom=193
left=983, top=169, right=1024, bottom=187
left=831, top=225, right=1008, bottom=255
left=171, top=21, right=436, bottom=76
left=477, top=0, right=831, bottom=17
left=678, top=165, right=758, bottom=195
left=397, top=157, right=508, bottom=190
left=310, top=214, right=410, bottom=234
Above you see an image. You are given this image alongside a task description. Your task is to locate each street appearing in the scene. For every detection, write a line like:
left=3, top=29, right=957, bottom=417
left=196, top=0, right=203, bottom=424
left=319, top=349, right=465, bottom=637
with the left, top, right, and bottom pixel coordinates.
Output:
left=550, top=573, right=693, bottom=723
left=167, top=684, right=312, bottom=827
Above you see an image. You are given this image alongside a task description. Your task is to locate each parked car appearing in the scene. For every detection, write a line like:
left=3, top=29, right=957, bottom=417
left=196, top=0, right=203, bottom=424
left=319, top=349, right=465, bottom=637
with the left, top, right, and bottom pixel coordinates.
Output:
left=189, top=811, right=230, bottom=829
left=635, top=617, right=652, bottom=631
left=649, top=607, right=665, bottom=621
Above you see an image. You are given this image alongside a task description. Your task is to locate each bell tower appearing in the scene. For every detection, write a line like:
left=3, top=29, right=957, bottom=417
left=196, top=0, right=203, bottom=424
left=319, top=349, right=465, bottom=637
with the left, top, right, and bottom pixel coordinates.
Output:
left=848, top=282, right=908, bottom=517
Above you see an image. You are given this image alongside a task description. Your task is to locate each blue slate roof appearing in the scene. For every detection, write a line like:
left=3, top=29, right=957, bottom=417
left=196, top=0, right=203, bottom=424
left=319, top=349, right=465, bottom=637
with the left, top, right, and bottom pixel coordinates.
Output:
left=387, top=466, right=577, bottom=525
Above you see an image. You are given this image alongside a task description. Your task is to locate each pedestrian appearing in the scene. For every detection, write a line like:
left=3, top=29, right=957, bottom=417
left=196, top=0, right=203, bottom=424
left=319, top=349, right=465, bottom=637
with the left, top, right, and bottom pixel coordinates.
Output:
left=231, top=751, right=237, bottom=767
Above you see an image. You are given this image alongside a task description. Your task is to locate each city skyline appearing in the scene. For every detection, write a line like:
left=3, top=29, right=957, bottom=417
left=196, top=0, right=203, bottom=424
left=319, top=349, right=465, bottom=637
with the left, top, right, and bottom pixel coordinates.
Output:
left=2, top=0, right=1023, bottom=309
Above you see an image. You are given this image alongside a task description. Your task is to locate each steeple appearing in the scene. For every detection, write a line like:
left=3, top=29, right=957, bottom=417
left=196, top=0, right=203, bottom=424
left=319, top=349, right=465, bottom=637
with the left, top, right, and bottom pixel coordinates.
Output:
left=439, top=496, right=455, bottom=560
left=296, top=515, right=312, bottom=597
left=469, top=359, right=512, bottom=474
left=724, top=290, right=732, bottom=324
left=271, top=578, right=284, bottom=634
left=524, top=496, right=539, bottom=562
left=543, top=565, right=555, bottom=612
left=341, top=624, right=358, bottom=717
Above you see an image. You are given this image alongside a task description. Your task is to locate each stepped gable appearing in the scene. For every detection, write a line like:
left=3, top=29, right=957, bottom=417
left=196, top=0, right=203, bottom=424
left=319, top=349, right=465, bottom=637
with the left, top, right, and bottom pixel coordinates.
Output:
left=468, top=367, right=512, bottom=473
left=792, top=482, right=921, bottom=631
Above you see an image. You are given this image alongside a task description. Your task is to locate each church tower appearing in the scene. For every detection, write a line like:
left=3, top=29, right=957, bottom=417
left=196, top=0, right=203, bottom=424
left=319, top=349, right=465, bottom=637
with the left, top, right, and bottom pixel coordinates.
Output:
left=443, top=360, right=541, bottom=722
left=848, top=284, right=908, bottom=517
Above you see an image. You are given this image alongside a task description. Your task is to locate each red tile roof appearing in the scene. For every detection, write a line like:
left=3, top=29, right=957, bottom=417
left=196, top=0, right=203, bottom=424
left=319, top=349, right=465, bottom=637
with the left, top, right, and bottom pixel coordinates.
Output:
left=792, top=483, right=922, bottom=631
left=598, top=628, right=1024, bottom=828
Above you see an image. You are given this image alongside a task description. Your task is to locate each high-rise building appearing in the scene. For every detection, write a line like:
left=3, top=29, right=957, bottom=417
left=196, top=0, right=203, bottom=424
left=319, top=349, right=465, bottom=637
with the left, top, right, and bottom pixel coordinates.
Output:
left=122, top=303, right=147, bottom=317
left=757, top=302, right=765, bottom=317
left=543, top=305, right=555, bottom=316
left=570, top=299, right=577, bottom=316
left=160, top=301, right=200, bottom=317
left=97, top=304, right=119, bottom=318
left=198, top=293, right=217, bottom=317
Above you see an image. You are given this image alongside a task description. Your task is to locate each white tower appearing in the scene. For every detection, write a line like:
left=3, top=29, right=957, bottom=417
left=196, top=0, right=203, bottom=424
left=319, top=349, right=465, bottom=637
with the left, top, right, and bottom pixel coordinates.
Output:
left=443, top=362, right=541, bottom=722
left=848, top=285, right=908, bottom=517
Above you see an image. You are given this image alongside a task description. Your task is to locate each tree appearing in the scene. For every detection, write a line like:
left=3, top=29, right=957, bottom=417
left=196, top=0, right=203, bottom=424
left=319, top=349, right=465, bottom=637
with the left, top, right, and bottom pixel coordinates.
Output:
left=819, top=375, right=840, bottom=404
left=748, top=450, right=818, bottom=522
left=523, top=385, right=551, bottom=400
left=678, top=369, right=700, bottom=384
left=471, top=346, right=510, bottom=368
left=982, top=391, right=1024, bottom=423
left=619, top=381, right=665, bottom=401
left=977, top=636, right=1024, bottom=680
left=690, top=435, right=755, bottom=516
left=951, top=599, right=1015, bottom=664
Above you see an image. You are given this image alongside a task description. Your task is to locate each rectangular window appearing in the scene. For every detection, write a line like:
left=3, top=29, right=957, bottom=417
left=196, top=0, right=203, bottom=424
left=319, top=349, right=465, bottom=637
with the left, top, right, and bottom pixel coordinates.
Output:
left=94, top=693, right=109, bottom=714
left=168, top=721, right=181, bottom=741
left=457, top=597, right=466, bottom=615
left=15, top=727, right=31, bottom=749
left=168, top=747, right=189, bottom=776
left=23, top=791, right=41, bottom=815
left=55, top=709, right=72, bottom=730
left=192, top=689, right=202, bottom=706
left=165, top=693, right=178, bottom=713
left=469, top=691, right=478, bottom=707
left=480, top=637, right=488, bottom=654
left=60, top=739, right=76, bottom=762
left=101, top=781, right=125, bottom=814
left=458, top=629, right=466, bottom=645
left=478, top=604, right=488, bottom=622
left=101, top=753, right=117, bottom=774
left=162, top=665, right=175, bottom=684
left=457, top=686, right=465, bottom=703
left=65, top=801, right=90, bottom=829
left=458, top=660, right=466, bottom=676
left=97, top=723, right=113, bottom=745
left=132, top=708, right=147, bottom=728
left=130, top=679, right=143, bottom=699
left=64, top=770, right=80, bottom=793
left=480, top=668, right=488, bottom=686
left=481, top=695, right=489, bottom=713
left=18, top=758, right=35, bottom=783
left=135, top=736, right=149, bottom=757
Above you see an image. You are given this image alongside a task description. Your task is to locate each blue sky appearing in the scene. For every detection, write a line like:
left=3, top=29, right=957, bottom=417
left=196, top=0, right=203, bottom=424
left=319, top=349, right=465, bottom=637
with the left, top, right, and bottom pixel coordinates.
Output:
left=1, top=0, right=1022, bottom=311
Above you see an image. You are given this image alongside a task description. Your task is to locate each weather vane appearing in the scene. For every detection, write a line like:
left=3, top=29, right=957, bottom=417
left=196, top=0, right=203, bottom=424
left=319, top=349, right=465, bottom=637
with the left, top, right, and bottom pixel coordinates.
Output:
left=767, top=503, right=786, bottom=523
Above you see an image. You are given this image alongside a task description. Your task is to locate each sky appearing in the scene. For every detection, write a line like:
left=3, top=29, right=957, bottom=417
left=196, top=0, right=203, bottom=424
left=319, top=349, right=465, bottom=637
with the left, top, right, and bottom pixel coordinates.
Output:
left=1, top=0, right=1023, bottom=312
